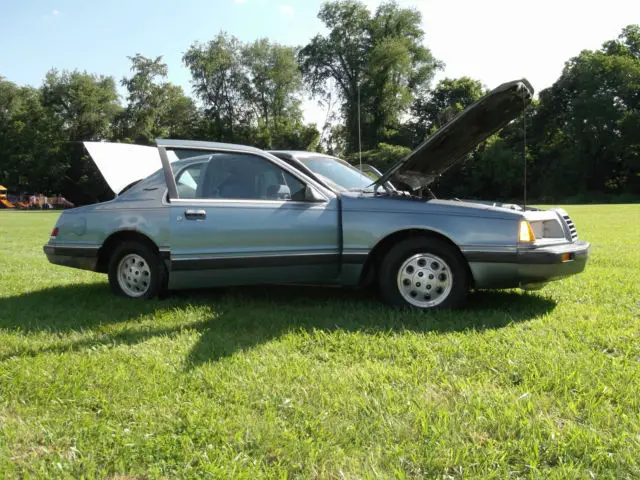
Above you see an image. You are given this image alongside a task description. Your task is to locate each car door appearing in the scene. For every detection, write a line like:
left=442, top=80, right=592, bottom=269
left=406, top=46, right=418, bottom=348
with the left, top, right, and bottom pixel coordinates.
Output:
left=161, top=145, right=341, bottom=289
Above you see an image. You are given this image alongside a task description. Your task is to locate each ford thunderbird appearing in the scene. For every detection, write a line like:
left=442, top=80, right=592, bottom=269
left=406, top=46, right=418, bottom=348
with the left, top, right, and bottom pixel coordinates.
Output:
left=43, top=79, right=589, bottom=309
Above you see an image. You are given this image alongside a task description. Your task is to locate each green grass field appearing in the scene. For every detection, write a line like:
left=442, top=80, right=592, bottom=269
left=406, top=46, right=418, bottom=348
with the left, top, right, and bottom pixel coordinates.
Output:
left=0, top=206, right=639, bottom=479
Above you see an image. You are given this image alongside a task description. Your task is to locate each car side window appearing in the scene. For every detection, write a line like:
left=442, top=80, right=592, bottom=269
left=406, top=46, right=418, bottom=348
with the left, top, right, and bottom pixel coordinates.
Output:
left=194, top=153, right=306, bottom=201
left=175, top=164, right=204, bottom=199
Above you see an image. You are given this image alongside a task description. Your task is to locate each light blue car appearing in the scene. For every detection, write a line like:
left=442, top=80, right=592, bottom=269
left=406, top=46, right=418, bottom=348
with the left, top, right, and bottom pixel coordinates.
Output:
left=44, top=79, right=589, bottom=310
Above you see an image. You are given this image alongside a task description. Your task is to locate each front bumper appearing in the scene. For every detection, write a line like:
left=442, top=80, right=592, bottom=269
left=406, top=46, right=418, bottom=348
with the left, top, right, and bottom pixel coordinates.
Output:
left=466, top=240, right=590, bottom=289
left=516, top=240, right=590, bottom=286
left=43, top=244, right=99, bottom=272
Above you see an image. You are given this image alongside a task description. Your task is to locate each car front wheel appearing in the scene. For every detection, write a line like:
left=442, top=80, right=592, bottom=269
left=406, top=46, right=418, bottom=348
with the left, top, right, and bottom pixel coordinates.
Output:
left=108, top=241, right=166, bottom=299
left=378, top=237, right=469, bottom=310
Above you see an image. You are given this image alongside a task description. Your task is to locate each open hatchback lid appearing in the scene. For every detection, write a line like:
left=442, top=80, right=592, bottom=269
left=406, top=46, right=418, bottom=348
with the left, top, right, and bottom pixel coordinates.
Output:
left=84, top=139, right=264, bottom=195
left=374, top=78, right=534, bottom=191
left=83, top=142, right=180, bottom=195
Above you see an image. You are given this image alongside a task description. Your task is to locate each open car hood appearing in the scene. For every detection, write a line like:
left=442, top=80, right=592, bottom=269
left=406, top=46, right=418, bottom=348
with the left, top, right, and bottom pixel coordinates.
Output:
left=374, top=79, right=534, bottom=191
left=84, top=142, right=178, bottom=195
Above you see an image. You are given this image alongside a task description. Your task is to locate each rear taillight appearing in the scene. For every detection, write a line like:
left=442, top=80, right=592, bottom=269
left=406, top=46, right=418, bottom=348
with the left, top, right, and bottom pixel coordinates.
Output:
left=50, top=227, right=59, bottom=238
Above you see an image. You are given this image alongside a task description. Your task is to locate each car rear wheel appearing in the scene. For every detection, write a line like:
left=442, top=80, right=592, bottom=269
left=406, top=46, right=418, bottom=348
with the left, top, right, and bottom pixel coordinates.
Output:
left=378, top=237, right=469, bottom=310
left=108, top=241, right=166, bottom=299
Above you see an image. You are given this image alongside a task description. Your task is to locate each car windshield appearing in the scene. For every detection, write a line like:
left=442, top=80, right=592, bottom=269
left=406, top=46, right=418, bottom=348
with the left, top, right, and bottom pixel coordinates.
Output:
left=299, top=155, right=373, bottom=191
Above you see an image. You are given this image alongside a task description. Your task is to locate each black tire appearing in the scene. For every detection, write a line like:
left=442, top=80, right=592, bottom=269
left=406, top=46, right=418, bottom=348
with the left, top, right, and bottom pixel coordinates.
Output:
left=107, top=241, right=167, bottom=299
left=377, top=237, right=469, bottom=310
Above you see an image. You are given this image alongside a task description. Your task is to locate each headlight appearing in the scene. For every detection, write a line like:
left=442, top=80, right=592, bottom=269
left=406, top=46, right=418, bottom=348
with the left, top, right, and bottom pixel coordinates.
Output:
left=519, top=220, right=536, bottom=242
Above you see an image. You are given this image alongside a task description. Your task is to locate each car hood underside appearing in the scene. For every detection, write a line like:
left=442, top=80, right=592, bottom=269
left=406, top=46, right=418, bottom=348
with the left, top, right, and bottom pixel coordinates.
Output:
left=374, top=78, right=534, bottom=191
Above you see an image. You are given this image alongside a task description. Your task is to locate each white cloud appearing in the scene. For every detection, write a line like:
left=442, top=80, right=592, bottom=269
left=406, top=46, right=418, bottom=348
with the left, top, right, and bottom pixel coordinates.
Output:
left=52, top=9, right=60, bottom=16
left=279, top=4, right=294, bottom=17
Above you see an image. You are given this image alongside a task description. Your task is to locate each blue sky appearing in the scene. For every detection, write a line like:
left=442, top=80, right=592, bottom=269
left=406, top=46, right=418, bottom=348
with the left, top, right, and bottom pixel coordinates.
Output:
left=2, top=0, right=639, bottom=125
left=0, top=0, right=318, bottom=94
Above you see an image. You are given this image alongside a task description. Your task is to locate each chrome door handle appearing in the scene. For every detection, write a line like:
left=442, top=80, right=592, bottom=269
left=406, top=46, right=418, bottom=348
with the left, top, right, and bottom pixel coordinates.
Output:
left=184, top=209, right=206, bottom=220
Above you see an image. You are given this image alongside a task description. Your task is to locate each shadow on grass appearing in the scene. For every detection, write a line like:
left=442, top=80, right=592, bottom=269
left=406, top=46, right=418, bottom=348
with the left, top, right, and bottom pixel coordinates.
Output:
left=0, top=283, right=556, bottom=366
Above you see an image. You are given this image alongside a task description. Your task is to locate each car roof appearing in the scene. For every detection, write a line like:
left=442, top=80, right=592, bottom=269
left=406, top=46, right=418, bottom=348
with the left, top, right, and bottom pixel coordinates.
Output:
left=157, top=138, right=264, bottom=154
left=268, top=150, right=334, bottom=158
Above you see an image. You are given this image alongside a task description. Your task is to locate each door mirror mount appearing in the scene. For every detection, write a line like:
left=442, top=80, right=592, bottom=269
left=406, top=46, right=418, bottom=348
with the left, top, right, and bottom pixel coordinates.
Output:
left=304, top=185, right=324, bottom=202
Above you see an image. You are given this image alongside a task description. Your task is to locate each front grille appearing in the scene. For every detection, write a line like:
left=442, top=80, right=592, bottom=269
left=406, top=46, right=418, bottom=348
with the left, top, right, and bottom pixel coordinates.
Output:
left=563, top=214, right=578, bottom=241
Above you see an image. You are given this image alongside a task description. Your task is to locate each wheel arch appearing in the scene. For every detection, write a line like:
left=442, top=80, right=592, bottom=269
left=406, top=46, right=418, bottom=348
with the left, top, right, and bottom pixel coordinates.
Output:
left=96, top=229, right=163, bottom=273
left=359, top=228, right=474, bottom=287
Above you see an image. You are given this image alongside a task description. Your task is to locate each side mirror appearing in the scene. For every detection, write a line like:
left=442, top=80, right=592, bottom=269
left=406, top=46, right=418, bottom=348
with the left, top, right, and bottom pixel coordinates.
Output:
left=304, top=185, right=324, bottom=202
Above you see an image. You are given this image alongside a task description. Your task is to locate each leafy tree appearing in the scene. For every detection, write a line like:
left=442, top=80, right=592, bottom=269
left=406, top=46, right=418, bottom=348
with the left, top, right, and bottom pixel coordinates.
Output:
left=299, top=1, right=369, bottom=153
left=1, top=72, right=120, bottom=201
left=530, top=25, right=640, bottom=198
left=0, top=81, right=59, bottom=194
left=0, top=78, right=21, bottom=186
left=41, top=69, right=121, bottom=203
left=241, top=39, right=316, bottom=149
left=42, top=70, right=120, bottom=141
left=241, top=40, right=301, bottom=124
left=184, top=33, right=318, bottom=149
left=183, top=33, right=253, bottom=142
left=299, top=0, right=441, bottom=153
left=409, top=77, right=486, bottom=145
left=346, top=142, right=410, bottom=170
left=119, top=54, right=199, bottom=144
left=430, top=25, right=640, bottom=201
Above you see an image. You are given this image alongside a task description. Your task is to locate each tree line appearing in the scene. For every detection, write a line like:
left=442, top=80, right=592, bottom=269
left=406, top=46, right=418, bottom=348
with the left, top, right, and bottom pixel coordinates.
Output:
left=0, top=1, right=638, bottom=205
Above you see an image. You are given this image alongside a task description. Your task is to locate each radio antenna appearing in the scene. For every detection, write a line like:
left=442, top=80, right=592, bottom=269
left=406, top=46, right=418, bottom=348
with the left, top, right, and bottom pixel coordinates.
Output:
left=358, top=81, right=362, bottom=172
left=522, top=89, right=527, bottom=210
